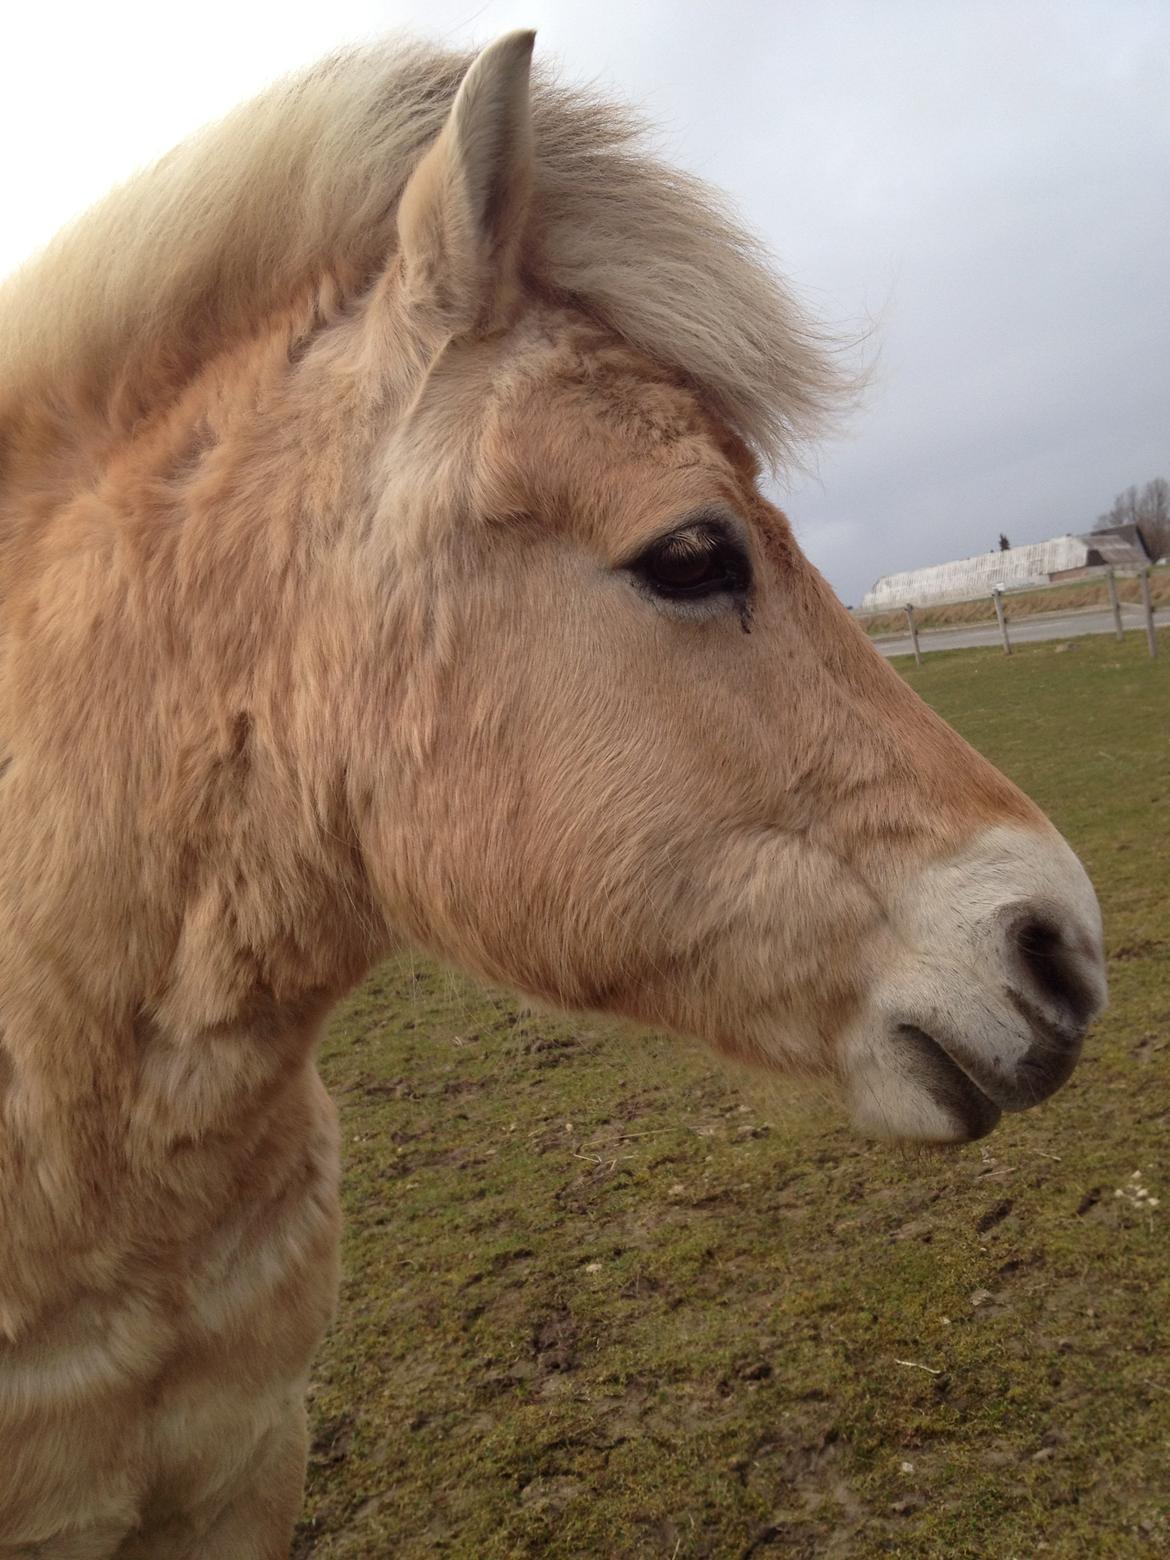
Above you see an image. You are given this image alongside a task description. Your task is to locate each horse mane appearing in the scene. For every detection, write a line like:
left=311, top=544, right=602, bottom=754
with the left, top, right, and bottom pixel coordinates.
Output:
left=0, top=39, right=848, bottom=467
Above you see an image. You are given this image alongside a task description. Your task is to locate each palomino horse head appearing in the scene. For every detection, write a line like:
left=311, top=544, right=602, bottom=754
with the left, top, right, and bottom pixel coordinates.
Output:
left=0, top=33, right=1104, bottom=1154
left=354, top=34, right=1106, bottom=1143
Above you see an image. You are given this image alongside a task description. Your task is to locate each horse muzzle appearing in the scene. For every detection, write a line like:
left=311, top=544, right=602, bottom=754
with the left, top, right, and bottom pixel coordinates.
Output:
left=841, top=824, right=1107, bottom=1144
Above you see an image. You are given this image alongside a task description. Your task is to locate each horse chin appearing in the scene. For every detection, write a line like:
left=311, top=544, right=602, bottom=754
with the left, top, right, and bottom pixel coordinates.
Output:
left=843, top=1025, right=1003, bottom=1145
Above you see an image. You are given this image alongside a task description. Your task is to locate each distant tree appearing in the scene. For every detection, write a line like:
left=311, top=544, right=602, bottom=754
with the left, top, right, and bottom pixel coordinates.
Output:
left=998, top=533, right=1011, bottom=551
left=1095, top=485, right=1140, bottom=532
left=1138, top=477, right=1170, bottom=561
left=1095, top=478, right=1170, bottom=562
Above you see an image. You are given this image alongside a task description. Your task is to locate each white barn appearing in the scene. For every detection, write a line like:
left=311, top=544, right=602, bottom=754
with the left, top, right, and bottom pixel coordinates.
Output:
left=860, top=530, right=1147, bottom=612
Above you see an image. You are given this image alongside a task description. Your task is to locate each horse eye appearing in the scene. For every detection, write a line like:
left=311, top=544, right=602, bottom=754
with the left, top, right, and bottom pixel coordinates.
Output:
left=631, top=526, right=751, bottom=602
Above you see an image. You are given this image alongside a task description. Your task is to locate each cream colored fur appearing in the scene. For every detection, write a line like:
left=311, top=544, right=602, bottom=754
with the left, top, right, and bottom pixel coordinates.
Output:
left=0, top=32, right=1101, bottom=1557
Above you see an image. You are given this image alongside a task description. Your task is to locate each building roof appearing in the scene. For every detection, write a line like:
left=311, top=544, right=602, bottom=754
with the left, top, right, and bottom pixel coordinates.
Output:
left=861, top=536, right=1089, bottom=611
left=1080, top=525, right=1150, bottom=567
left=861, top=527, right=1151, bottom=612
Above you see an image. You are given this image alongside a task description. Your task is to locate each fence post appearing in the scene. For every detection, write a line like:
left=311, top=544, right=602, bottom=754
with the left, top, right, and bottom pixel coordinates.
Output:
left=1139, top=568, right=1158, bottom=658
left=992, top=586, right=1011, bottom=655
left=1106, top=567, right=1124, bottom=642
left=904, top=603, right=922, bottom=665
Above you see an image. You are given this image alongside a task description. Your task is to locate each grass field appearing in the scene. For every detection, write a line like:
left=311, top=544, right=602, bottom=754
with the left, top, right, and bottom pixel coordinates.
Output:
left=855, top=564, right=1170, bottom=638
left=295, top=630, right=1169, bottom=1559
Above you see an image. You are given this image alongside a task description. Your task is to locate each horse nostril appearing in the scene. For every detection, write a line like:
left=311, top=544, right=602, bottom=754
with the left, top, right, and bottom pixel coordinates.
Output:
left=1012, top=914, right=1098, bottom=1029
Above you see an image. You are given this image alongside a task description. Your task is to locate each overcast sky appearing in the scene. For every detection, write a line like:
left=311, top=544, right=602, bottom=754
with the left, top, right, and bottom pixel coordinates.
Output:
left=3, top=0, right=1167, bottom=604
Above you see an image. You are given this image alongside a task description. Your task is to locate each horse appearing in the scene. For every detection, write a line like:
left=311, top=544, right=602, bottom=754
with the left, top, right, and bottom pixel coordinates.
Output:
left=0, top=30, right=1106, bottom=1558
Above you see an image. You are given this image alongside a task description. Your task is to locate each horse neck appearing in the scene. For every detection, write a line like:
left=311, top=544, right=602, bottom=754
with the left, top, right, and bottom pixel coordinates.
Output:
left=0, top=786, right=372, bottom=1314
left=0, top=324, right=407, bottom=1335
left=0, top=964, right=339, bottom=1339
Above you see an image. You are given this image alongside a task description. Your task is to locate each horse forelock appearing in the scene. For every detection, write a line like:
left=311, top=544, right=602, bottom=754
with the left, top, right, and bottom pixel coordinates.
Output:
left=0, top=38, right=850, bottom=475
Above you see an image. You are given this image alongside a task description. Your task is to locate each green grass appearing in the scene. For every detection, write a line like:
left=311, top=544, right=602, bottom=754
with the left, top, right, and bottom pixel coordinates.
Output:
left=296, top=631, right=1169, bottom=1558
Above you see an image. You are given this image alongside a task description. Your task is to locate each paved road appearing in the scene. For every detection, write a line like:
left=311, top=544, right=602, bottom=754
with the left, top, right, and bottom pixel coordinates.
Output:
left=874, top=604, right=1169, bottom=658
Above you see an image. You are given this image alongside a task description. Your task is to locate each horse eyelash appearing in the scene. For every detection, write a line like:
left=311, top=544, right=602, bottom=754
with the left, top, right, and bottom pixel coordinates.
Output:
left=625, top=519, right=754, bottom=605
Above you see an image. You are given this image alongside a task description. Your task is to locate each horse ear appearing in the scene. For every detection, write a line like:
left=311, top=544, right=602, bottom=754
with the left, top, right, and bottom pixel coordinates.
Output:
left=397, top=30, right=536, bottom=332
